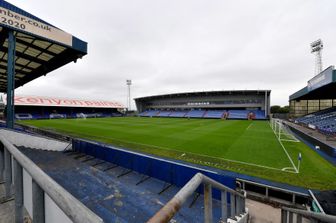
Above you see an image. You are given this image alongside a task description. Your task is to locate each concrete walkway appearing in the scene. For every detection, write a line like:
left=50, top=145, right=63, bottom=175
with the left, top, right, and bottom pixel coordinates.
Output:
left=247, top=199, right=281, bottom=223
left=0, top=184, right=14, bottom=223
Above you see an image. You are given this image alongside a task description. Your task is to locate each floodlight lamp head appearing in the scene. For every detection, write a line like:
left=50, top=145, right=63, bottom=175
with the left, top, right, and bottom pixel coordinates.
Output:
left=311, top=45, right=323, bottom=53
left=310, top=39, right=323, bottom=53
left=126, top=79, right=132, bottom=85
left=310, top=39, right=322, bottom=48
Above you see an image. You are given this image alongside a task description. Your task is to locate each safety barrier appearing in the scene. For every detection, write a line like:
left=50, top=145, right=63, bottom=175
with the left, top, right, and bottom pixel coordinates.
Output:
left=73, top=139, right=236, bottom=199
left=148, top=173, right=248, bottom=223
left=0, top=134, right=103, bottom=223
left=281, top=206, right=336, bottom=223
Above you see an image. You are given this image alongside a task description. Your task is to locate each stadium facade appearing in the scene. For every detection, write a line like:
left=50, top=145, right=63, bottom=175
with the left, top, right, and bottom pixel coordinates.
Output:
left=1, top=95, right=124, bottom=119
left=135, top=90, right=271, bottom=119
left=289, top=66, right=336, bottom=118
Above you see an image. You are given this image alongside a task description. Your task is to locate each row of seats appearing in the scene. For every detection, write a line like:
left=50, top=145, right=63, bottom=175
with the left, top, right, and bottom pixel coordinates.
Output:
left=139, top=109, right=266, bottom=120
left=15, top=112, right=123, bottom=120
left=296, top=107, right=336, bottom=134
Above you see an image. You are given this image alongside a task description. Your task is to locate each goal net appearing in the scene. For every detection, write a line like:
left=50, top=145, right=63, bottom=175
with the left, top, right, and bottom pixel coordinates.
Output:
left=270, top=118, right=299, bottom=142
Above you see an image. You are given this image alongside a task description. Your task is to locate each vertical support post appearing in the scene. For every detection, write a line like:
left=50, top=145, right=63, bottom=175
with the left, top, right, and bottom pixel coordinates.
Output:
left=265, top=90, right=268, bottom=118
left=266, top=187, right=269, bottom=198
left=204, top=184, right=212, bottom=223
left=230, top=193, right=235, bottom=218
left=236, top=196, right=241, bottom=216
left=281, top=209, right=287, bottom=223
left=0, top=144, right=4, bottom=181
left=32, top=180, right=45, bottom=223
left=6, top=30, right=16, bottom=129
left=242, top=197, right=245, bottom=213
left=14, top=159, right=23, bottom=223
left=4, top=147, right=12, bottom=198
left=297, top=214, right=302, bottom=223
left=221, top=191, right=227, bottom=222
left=288, top=212, right=293, bottom=223
left=292, top=194, right=296, bottom=204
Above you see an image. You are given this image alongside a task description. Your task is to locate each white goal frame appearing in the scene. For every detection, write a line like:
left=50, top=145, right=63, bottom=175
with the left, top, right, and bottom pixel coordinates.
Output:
left=270, top=118, right=299, bottom=142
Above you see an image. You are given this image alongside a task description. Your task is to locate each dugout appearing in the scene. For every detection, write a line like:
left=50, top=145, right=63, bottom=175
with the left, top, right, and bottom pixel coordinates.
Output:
left=289, top=66, right=336, bottom=118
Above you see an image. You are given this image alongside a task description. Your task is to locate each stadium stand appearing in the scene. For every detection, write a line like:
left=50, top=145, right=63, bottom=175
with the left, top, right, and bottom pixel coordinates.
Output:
left=185, top=109, right=206, bottom=118
left=135, top=90, right=270, bottom=120
left=228, top=110, right=249, bottom=119
left=169, top=110, right=188, bottom=117
left=203, top=110, right=226, bottom=119
left=296, top=107, right=336, bottom=134
left=157, top=110, right=171, bottom=117
left=138, top=110, right=159, bottom=117
left=2, top=95, right=125, bottom=120
left=139, top=109, right=267, bottom=120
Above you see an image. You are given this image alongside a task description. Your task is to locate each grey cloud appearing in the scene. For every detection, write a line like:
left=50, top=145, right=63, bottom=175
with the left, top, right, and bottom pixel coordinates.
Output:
left=12, top=0, right=336, bottom=107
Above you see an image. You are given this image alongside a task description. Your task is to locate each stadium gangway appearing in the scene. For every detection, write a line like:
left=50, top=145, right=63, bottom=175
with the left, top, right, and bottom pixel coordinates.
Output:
left=281, top=206, right=336, bottom=223
left=147, top=172, right=248, bottom=223
left=0, top=134, right=103, bottom=223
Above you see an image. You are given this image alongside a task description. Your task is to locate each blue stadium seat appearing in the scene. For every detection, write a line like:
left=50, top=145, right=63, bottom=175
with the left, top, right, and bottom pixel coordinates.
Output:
left=296, top=107, right=336, bottom=134
left=185, top=110, right=206, bottom=118
left=203, top=110, right=226, bottom=119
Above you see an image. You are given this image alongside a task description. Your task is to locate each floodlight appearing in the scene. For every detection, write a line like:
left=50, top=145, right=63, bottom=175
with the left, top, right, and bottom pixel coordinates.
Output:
left=310, top=39, right=323, bottom=75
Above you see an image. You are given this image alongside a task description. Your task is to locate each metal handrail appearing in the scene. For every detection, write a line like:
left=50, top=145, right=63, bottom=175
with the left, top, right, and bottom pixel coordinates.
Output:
left=282, top=206, right=336, bottom=223
left=308, top=190, right=325, bottom=214
left=0, top=134, right=103, bottom=223
left=147, top=172, right=246, bottom=223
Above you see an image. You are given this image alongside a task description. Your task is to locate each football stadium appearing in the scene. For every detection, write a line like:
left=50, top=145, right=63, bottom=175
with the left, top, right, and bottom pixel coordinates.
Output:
left=0, top=1, right=336, bottom=223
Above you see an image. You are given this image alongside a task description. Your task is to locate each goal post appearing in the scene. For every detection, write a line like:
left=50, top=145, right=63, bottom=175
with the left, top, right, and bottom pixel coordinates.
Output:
left=270, top=118, right=299, bottom=142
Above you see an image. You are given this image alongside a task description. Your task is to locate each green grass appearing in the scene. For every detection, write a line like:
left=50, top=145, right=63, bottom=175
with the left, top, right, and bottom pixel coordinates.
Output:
left=19, top=117, right=336, bottom=190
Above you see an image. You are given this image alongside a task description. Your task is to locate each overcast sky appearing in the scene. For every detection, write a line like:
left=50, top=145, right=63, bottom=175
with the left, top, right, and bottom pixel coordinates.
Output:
left=9, top=0, right=336, bottom=107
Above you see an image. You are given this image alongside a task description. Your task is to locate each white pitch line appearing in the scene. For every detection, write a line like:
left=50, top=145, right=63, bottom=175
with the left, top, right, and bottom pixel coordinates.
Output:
left=281, top=139, right=299, bottom=143
left=281, top=167, right=297, bottom=173
left=270, top=125, right=298, bottom=173
left=54, top=121, right=294, bottom=173
left=246, top=122, right=253, bottom=130
left=74, top=132, right=289, bottom=172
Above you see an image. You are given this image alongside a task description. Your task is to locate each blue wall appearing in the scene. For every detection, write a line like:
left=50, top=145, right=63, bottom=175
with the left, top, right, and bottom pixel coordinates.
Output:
left=72, top=139, right=236, bottom=200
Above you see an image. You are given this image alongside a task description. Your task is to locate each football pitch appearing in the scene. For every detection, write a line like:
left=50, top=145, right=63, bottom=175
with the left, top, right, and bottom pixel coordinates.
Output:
left=19, top=117, right=336, bottom=190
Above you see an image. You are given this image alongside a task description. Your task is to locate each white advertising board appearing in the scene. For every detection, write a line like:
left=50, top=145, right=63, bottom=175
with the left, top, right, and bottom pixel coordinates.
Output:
left=0, top=7, right=72, bottom=46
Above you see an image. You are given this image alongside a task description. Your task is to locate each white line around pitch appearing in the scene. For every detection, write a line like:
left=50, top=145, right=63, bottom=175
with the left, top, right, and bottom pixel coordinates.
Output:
left=78, top=132, right=291, bottom=172
left=246, top=122, right=253, bottom=130
left=270, top=124, right=298, bottom=173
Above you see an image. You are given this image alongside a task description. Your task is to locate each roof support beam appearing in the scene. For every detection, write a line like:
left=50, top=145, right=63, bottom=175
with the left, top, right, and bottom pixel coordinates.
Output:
left=17, top=48, right=78, bottom=87
left=15, top=38, right=57, bottom=57
left=0, top=64, right=30, bottom=76
left=6, top=30, right=15, bottom=129
left=2, top=46, right=46, bottom=65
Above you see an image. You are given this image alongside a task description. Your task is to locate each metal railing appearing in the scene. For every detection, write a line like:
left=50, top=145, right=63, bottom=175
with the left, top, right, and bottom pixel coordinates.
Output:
left=0, top=134, right=103, bottom=223
left=308, top=190, right=325, bottom=214
left=281, top=206, right=336, bottom=223
left=236, top=178, right=309, bottom=205
left=147, top=172, right=247, bottom=223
